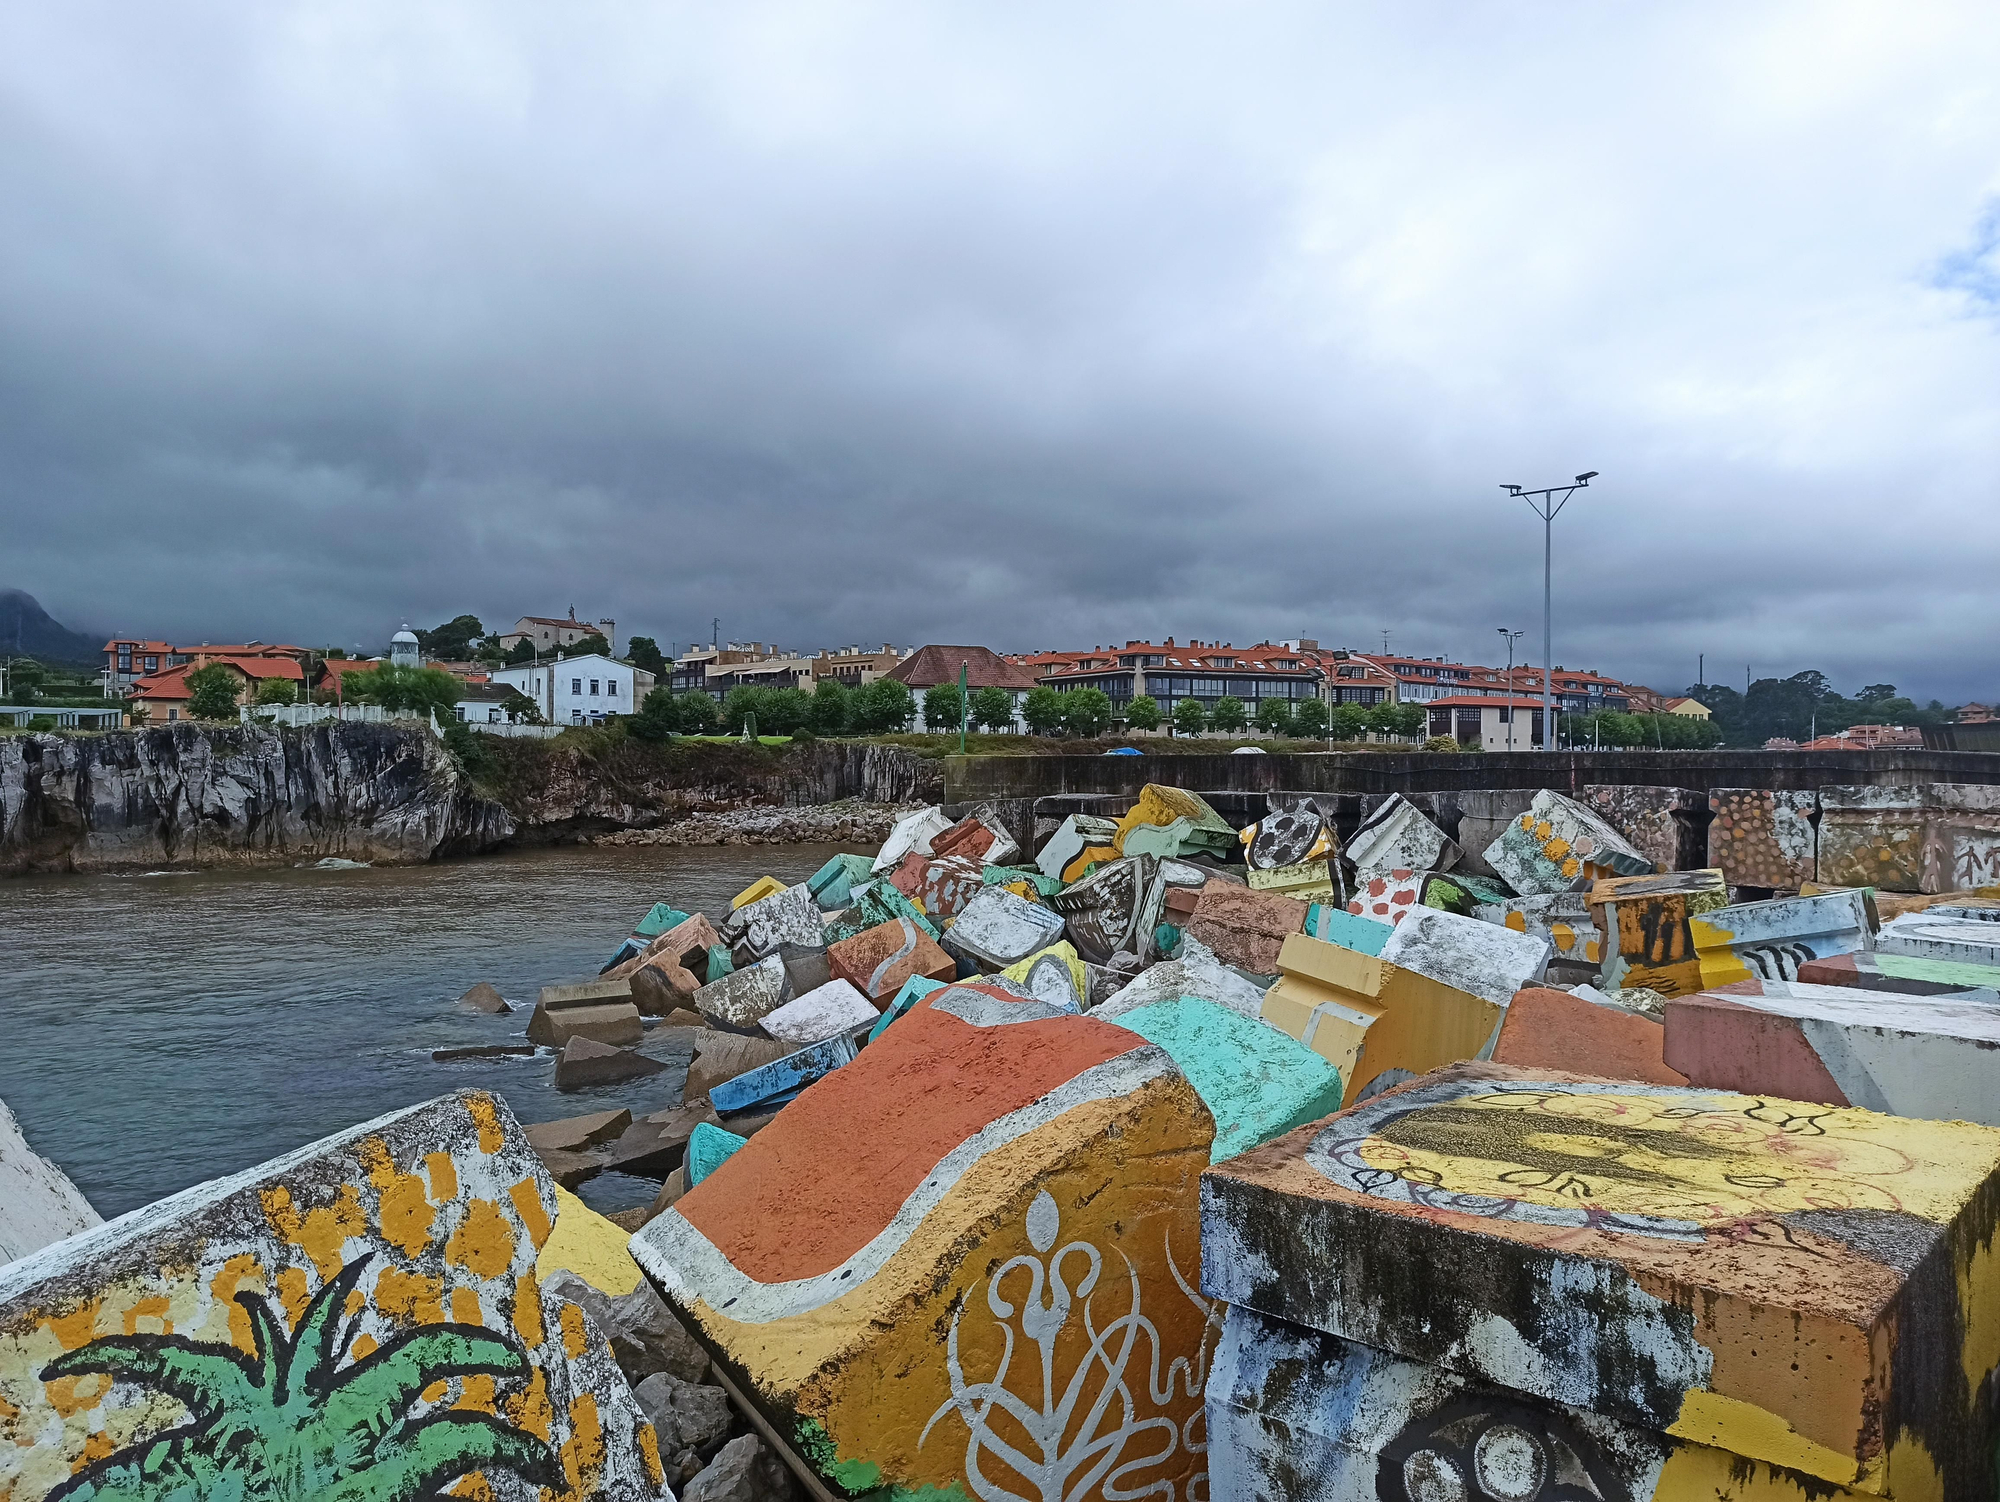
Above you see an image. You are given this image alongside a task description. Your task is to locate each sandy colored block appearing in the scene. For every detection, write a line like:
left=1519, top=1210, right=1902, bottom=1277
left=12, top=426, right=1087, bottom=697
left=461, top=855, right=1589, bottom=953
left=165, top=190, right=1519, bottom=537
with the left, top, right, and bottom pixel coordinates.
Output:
left=1493, top=985, right=1688, bottom=1085
left=632, top=984, right=1217, bottom=1500
left=1486, top=788, right=1654, bottom=895
left=827, top=916, right=957, bottom=1003
left=999, top=940, right=1089, bottom=1011
left=1206, top=1302, right=1883, bottom=1502
left=692, top=953, right=790, bottom=1032
left=0, top=1090, right=667, bottom=1502
left=1186, top=878, right=1309, bottom=974
left=682, top=1031, right=798, bottom=1104
left=1376, top=904, right=1550, bottom=1007
left=944, top=885, right=1068, bottom=971
left=1688, top=887, right=1877, bottom=988
left=1582, top=784, right=1708, bottom=873
left=0, top=1096, right=99, bottom=1264
left=1798, top=949, right=2000, bottom=997
left=1707, top=787, right=1818, bottom=889
left=525, top=1108, right=633, bottom=1155
left=758, top=978, right=876, bottom=1046
left=731, top=875, right=786, bottom=909
left=1664, top=982, right=2000, bottom=1124
left=554, top=1035, right=668, bottom=1091
left=606, top=913, right=725, bottom=1010
left=525, top=996, right=644, bottom=1048
left=1259, top=932, right=1502, bottom=1106
left=1200, top=1061, right=2000, bottom=1500
left=1589, top=869, right=1730, bottom=998
left=1109, top=996, right=1345, bottom=1161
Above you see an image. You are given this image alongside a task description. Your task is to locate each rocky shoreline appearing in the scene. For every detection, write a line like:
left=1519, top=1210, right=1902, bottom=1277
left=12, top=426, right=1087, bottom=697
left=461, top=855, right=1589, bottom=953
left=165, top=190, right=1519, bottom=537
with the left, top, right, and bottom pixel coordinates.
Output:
left=589, top=799, right=923, bottom=847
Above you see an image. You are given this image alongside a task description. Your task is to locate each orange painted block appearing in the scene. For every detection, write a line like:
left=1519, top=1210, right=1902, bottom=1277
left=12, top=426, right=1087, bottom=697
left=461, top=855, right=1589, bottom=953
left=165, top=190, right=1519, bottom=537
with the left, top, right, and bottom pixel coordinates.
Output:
left=827, top=917, right=957, bottom=1003
left=1492, top=985, right=1688, bottom=1086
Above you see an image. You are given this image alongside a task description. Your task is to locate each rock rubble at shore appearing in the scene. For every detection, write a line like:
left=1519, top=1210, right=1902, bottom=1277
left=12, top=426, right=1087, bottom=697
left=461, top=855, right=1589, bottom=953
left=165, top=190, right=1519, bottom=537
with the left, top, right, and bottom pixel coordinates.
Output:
left=590, top=798, right=923, bottom=848
left=13, top=777, right=2000, bottom=1499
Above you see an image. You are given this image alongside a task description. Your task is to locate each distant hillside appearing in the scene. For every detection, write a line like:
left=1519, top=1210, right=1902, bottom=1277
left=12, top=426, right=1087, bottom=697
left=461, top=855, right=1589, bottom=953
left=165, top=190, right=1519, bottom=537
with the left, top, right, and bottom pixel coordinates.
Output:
left=0, top=589, right=103, bottom=670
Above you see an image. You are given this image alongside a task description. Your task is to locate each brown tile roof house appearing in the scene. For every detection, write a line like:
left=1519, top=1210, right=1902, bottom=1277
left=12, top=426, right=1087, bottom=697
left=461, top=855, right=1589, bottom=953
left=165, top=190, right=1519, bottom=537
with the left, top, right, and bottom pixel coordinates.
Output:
left=889, top=646, right=1039, bottom=692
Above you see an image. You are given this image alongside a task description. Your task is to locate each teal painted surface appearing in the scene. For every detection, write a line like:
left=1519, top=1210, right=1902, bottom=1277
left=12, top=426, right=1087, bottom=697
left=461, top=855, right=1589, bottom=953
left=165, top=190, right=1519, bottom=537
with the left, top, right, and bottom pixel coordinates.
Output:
left=809, top=854, right=877, bottom=910
left=687, top=1121, right=749, bottom=1187
left=1303, top=904, right=1392, bottom=956
left=635, top=903, right=692, bottom=938
left=1874, top=952, right=2000, bottom=987
left=868, top=975, right=947, bottom=1042
left=1110, top=998, right=1346, bottom=1162
left=705, top=944, right=735, bottom=979
left=856, top=881, right=942, bottom=941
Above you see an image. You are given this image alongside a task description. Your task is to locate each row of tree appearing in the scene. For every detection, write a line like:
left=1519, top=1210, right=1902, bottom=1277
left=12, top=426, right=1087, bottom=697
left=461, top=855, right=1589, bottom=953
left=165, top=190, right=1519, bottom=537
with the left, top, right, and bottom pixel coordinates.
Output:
left=1685, top=673, right=1953, bottom=747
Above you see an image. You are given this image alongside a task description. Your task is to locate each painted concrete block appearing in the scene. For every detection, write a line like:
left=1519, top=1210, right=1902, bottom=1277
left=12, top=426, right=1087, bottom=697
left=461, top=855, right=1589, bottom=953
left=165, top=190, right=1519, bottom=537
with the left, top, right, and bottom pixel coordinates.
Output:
left=1798, top=949, right=2000, bottom=997
left=916, top=853, right=986, bottom=920
left=1206, top=1301, right=1885, bottom=1502
left=1588, top=869, right=1730, bottom=998
left=1120, top=815, right=1204, bottom=861
left=1346, top=794, right=1459, bottom=881
left=1113, top=783, right=1237, bottom=859
left=1377, top=905, right=1551, bottom=1007
left=681, top=1032, right=797, bottom=1105
left=1093, top=934, right=1273, bottom=1022
left=1110, top=997, right=1345, bottom=1162
left=929, top=809, right=1019, bottom=867
left=606, top=913, right=723, bottom=1008
left=1454, top=790, right=1539, bottom=880
left=606, top=903, right=691, bottom=969
left=1707, top=788, right=1818, bottom=889
left=1582, top=784, right=1708, bottom=873
left=884, top=848, right=929, bottom=901
left=684, top=1121, right=746, bottom=1188
left=1688, top=887, right=1877, bottom=987
left=525, top=995, right=644, bottom=1049
left=757, top=978, right=878, bottom=1046
left=942, top=885, right=1068, bottom=972
left=1477, top=891, right=1604, bottom=973
left=1034, top=813, right=1121, bottom=883
left=0, top=1096, right=99, bottom=1265
left=1345, top=867, right=1424, bottom=927
left=1246, top=857, right=1337, bottom=902
left=1485, top=789, right=1655, bottom=895
left=1878, top=910, right=2000, bottom=965
left=1820, top=783, right=2000, bottom=894
left=807, top=852, right=877, bottom=911
left=1259, top=934, right=1502, bottom=1105
left=999, top=941, right=1089, bottom=1011
left=692, top=953, right=791, bottom=1033
left=1200, top=1061, right=2000, bottom=1500
left=731, top=875, right=786, bottom=909
left=1239, top=794, right=1338, bottom=872
left=1492, top=985, right=1688, bottom=1085
left=632, top=983, right=1218, bottom=1500
left=854, top=878, right=943, bottom=941
left=0, top=1089, right=668, bottom=1501
left=727, top=880, right=825, bottom=960
left=827, top=917, right=957, bottom=1004
left=866, top=975, right=947, bottom=1042
left=538, top=976, right=636, bottom=1010
left=1414, top=869, right=1511, bottom=917
left=1666, top=982, right=2000, bottom=1124
left=1186, top=879, right=1310, bottom=974
left=1047, top=854, right=1207, bottom=967
left=1302, top=903, right=1392, bottom=956
left=872, top=805, right=952, bottom=873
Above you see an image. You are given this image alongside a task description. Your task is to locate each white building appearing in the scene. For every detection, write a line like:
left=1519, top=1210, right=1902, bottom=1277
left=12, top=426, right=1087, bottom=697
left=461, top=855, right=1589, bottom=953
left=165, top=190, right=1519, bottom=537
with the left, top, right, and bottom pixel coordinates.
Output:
left=389, top=625, right=420, bottom=668
left=490, top=654, right=655, bottom=726
left=1425, top=694, right=1547, bottom=751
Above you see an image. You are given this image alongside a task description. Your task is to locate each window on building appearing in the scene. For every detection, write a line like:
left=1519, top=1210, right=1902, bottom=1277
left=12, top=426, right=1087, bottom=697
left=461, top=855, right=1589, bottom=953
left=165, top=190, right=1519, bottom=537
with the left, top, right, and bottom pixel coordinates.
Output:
left=455, top=707, right=467, bottom=721
left=146, top=656, right=159, bottom=672
left=167, top=708, right=179, bottom=721
left=488, top=709, right=500, bottom=723
left=571, top=678, right=582, bottom=695
left=118, top=651, right=132, bottom=670
left=607, top=678, right=618, bottom=697
left=589, top=679, right=600, bottom=696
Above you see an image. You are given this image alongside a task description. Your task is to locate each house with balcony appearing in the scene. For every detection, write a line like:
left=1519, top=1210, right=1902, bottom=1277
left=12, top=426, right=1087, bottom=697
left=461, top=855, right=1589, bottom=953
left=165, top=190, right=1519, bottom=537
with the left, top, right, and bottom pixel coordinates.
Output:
left=1024, top=639, right=1335, bottom=717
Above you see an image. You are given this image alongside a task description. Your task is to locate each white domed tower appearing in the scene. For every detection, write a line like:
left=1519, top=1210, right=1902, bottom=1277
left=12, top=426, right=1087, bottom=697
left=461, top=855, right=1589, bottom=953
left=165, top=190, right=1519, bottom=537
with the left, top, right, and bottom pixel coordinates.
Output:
left=389, top=625, right=420, bottom=668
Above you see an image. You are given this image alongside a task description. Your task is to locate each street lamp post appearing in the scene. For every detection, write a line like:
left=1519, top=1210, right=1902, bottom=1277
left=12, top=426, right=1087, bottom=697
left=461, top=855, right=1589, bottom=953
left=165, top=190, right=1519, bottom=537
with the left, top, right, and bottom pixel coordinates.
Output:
left=1500, top=472, right=1597, bottom=751
left=1496, top=628, right=1524, bottom=751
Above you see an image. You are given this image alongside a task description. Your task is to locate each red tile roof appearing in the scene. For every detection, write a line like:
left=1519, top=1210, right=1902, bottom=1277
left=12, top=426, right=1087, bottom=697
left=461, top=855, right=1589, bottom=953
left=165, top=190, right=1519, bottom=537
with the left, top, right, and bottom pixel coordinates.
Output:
left=889, top=646, right=1039, bottom=691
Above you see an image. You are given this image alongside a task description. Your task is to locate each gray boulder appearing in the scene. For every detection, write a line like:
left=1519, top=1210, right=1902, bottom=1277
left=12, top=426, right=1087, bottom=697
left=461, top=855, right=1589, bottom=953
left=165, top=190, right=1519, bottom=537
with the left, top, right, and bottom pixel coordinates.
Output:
left=540, top=1270, right=708, bottom=1384
left=633, top=1371, right=734, bottom=1453
left=683, top=1435, right=796, bottom=1502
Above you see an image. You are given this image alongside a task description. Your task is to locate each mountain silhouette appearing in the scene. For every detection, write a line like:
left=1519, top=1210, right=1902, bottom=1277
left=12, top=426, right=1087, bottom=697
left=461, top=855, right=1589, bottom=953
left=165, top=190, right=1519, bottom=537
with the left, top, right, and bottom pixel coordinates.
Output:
left=0, top=590, right=103, bottom=669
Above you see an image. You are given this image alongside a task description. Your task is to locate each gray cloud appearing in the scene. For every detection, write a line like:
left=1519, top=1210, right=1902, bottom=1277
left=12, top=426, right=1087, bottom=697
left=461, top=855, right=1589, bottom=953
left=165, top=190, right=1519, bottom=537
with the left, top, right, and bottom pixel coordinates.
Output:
left=3, top=2, right=1998, bottom=699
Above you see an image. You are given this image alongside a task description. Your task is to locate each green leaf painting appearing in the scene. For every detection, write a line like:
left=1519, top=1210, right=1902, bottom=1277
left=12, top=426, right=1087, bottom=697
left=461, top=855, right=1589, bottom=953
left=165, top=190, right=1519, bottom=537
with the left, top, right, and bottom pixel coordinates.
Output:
left=42, top=1255, right=559, bottom=1502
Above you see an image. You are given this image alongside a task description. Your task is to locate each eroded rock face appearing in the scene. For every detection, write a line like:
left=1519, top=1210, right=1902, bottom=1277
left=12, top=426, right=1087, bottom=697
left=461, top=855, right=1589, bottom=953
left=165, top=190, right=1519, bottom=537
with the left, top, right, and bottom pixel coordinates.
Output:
left=0, top=723, right=514, bottom=873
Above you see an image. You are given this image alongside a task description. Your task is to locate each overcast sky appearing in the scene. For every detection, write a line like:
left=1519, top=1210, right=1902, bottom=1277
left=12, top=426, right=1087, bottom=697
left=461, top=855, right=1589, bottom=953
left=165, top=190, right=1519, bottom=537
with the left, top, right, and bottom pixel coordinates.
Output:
left=4, top=3, right=1997, bottom=699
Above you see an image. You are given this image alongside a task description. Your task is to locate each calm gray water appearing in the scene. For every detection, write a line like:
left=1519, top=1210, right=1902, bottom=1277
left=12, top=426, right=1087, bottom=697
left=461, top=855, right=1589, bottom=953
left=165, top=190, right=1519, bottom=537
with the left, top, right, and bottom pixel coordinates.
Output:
left=0, top=844, right=861, bottom=1220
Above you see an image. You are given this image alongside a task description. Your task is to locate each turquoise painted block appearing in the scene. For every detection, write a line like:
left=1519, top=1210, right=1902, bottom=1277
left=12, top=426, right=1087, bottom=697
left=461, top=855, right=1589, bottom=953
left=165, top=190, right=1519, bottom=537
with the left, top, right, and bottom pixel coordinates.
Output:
left=982, top=866, right=1064, bottom=897
left=686, top=1121, right=749, bottom=1187
left=808, top=854, right=877, bottom=911
left=710, top=1035, right=858, bottom=1113
left=1109, top=997, right=1345, bottom=1163
left=1303, top=903, right=1393, bottom=956
left=867, top=975, right=947, bottom=1043
left=705, top=944, right=735, bottom=979
left=856, top=881, right=942, bottom=941
left=636, top=902, right=692, bottom=938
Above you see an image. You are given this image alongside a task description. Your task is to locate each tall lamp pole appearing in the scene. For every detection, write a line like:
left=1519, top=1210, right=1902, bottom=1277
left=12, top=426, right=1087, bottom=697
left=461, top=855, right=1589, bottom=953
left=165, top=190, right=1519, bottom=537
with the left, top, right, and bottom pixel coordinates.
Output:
left=1496, top=628, right=1524, bottom=751
left=1500, top=472, right=1597, bottom=750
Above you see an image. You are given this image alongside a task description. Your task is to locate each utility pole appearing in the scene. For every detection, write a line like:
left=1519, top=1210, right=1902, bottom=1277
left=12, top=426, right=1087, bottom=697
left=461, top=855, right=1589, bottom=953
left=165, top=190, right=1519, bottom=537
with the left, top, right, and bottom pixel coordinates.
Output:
left=1500, top=471, right=1597, bottom=752
left=1497, top=628, right=1524, bottom=751
left=1698, top=653, right=1704, bottom=692
left=713, top=619, right=720, bottom=650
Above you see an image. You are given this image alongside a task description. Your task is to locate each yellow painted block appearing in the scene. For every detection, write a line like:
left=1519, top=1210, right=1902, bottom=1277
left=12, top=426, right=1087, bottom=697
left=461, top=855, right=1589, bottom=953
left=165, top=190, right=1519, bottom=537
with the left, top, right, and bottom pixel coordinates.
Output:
left=1113, top=784, right=1231, bottom=852
left=1259, top=933, right=1501, bottom=1106
left=1001, top=941, right=1089, bottom=1007
left=731, top=875, right=787, bottom=909
left=535, top=1185, right=644, bottom=1296
left=1247, top=859, right=1336, bottom=901
left=1062, top=844, right=1120, bottom=884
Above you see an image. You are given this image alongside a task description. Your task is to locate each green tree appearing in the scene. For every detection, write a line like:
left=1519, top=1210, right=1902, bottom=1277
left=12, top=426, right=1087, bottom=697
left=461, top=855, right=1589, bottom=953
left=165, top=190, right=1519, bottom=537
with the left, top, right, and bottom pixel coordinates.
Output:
left=1058, top=687, right=1113, bottom=739
left=1210, top=695, right=1248, bottom=733
left=761, top=687, right=815, bottom=735
left=675, top=690, right=720, bottom=735
left=629, top=687, right=679, bottom=742
left=570, top=631, right=611, bottom=657
left=626, top=636, right=668, bottom=676
left=971, top=684, right=1016, bottom=731
left=1253, top=697, right=1294, bottom=737
left=722, top=686, right=770, bottom=734
left=1122, top=694, right=1162, bottom=731
left=1022, top=686, right=1066, bottom=735
left=417, top=614, right=484, bottom=660
left=41, top=1254, right=556, bottom=1502
left=503, top=638, right=536, bottom=666
left=7, top=659, right=48, bottom=703
left=852, top=676, right=915, bottom=733
left=1171, top=697, right=1209, bottom=737
left=184, top=663, right=244, bottom=720
left=1291, top=698, right=1330, bottom=738
left=924, top=683, right=966, bottom=733
left=498, top=687, right=542, bottom=724
left=254, top=678, right=298, bottom=706
left=342, top=665, right=462, bottom=720
left=1330, top=702, right=1369, bottom=740
left=810, top=679, right=852, bottom=734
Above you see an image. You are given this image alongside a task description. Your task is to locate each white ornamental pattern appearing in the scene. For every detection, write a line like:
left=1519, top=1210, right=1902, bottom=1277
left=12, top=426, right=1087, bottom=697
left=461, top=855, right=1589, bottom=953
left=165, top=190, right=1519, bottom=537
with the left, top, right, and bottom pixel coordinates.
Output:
left=921, top=1190, right=1217, bottom=1502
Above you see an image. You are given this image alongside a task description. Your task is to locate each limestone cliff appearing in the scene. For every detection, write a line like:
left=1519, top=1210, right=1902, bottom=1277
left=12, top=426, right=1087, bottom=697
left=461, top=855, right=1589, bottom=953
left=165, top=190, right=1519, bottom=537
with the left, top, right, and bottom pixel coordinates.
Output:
left=0, top=723, right=515, bottom=874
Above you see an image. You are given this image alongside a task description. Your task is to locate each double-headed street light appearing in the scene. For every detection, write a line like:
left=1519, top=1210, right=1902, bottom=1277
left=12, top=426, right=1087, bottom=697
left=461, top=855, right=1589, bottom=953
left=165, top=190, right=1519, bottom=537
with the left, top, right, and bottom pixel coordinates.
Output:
left=1500, top=471, right=1597, bottom=750
left=1496, top=627, right=1525, bottom=751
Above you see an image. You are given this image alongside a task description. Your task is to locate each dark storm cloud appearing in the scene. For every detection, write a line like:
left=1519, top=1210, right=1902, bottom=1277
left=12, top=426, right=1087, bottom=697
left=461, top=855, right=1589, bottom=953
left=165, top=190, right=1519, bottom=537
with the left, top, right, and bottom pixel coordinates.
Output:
left=4, top=2, right=1998, bottom=698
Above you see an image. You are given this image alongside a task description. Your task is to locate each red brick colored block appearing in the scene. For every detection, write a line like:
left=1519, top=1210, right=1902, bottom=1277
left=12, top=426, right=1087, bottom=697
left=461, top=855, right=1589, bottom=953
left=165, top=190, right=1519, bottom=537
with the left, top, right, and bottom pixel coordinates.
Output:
left=1184, top=879, right=1308, bottom=974
left=1661, top=993, right=1846, bottom=1104
left=1492, top=986, right=1688, bottom=1087
left=828, top=917, right=958, bottom=1004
